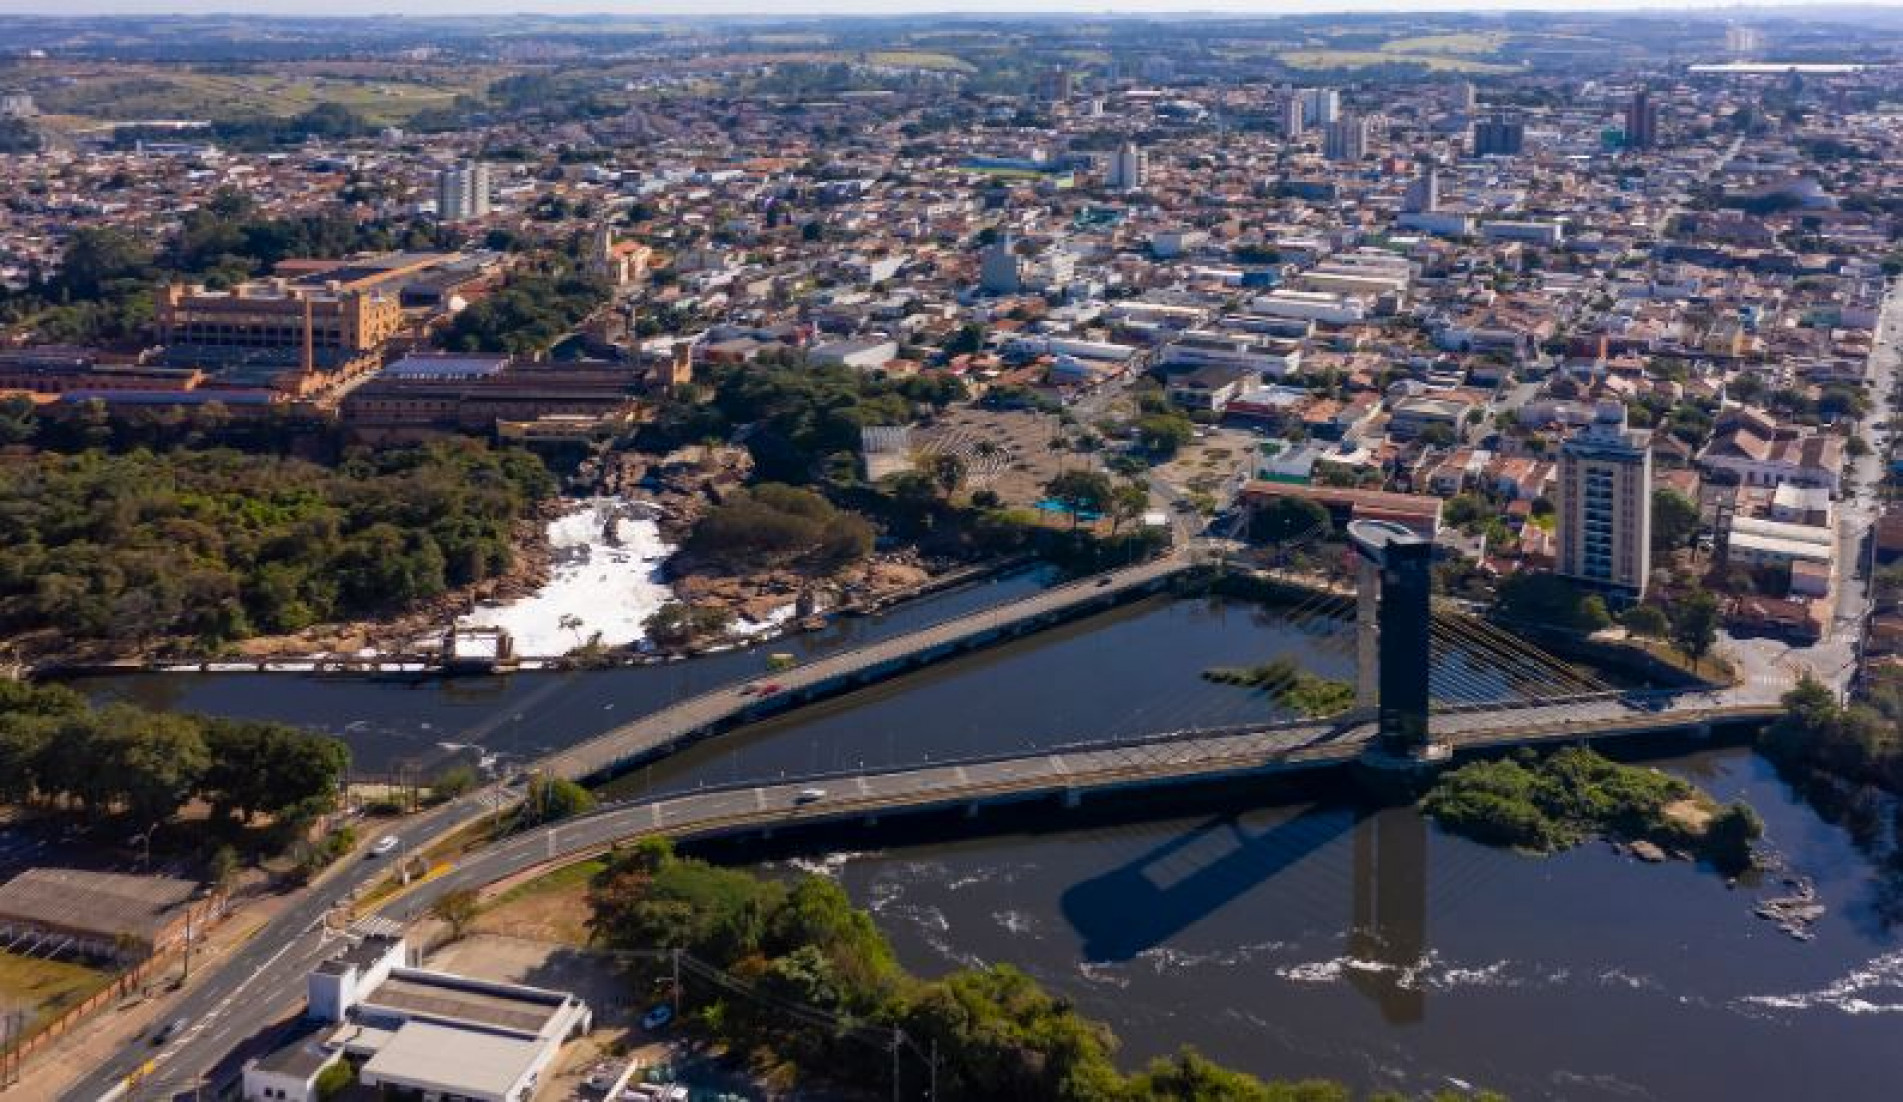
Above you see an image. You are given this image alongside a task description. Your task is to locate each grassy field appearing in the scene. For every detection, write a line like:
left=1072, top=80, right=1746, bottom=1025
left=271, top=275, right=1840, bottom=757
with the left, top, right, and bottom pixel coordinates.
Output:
left=749, top=33, right=833, bottom=47
left=0, top=950, right=116, bottom=1031
left=1379, top=32, right=1512, bottom=56
left=1279, top=50, right=1521, bottom=74
left=863, top=50, right=976, bottom=72
left=471, top=856, right=609, bottom=947
left=30, top=63, right=496, bottom=125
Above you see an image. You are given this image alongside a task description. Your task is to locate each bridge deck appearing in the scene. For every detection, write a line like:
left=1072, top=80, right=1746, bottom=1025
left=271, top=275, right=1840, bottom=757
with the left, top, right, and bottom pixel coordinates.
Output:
left=399, top=687, right=1786, bottom=923
left=540, top=552, right=1196, bottom=781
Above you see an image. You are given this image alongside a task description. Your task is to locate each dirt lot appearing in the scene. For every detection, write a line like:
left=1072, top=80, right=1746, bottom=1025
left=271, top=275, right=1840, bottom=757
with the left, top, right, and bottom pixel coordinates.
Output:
left=1149, top=426, right=1261, bottom=508
left=468, top=858, right=604, bottom=947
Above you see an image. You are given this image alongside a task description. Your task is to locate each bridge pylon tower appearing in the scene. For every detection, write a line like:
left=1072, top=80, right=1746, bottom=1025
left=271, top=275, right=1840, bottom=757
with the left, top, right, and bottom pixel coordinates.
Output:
left=1347, top=520, right=1443, bottom=762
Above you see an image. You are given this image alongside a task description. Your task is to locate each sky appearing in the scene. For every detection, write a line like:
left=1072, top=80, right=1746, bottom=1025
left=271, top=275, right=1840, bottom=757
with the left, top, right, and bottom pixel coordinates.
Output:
left=0, top=0, right=1893, bottom=16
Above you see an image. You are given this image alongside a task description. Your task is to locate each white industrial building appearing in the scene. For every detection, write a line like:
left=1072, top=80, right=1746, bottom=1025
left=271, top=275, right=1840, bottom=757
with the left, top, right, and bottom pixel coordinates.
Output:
left=1159, top=330, right=1304, bottom=379
left=1247, top=289, right=1369, bottom=326
left=243, top=936, right=592, bottom=1102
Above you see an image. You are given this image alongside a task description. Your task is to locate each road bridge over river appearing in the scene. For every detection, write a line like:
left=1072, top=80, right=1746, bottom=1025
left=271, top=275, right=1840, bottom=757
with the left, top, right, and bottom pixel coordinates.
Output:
left=540, top=549, right=1200, bottom=782
left=392, top=680, right=1788, bottom=925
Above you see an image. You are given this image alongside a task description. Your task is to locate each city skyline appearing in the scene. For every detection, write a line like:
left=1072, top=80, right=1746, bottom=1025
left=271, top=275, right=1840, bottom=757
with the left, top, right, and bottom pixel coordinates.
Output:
left=9, top=0, right=1903, bottom=16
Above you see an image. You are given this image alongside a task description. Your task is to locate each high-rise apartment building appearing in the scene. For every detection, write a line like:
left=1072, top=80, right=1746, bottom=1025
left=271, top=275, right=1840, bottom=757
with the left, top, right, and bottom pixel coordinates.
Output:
left=1402, top=162, right=1440, bottom=214
left=1106, top=141, right=1148, bottom=191
left=1301, top=88, right=1340, bottom=128
left=1557, top=403, right=1654, bottom=599
left=1625, top=89, right=1659, bottom=150
left=1281, top=94, right=1306, bottom=138
left=979, top=235, right=1023, bottom=295
left=1323, top=114, right=1369, bottom=162
left=436, top=161, right=492, bottom=221
left=1471, top=114, right=1525, bottom=157
left=1038, top=68, right=1075, bottom=104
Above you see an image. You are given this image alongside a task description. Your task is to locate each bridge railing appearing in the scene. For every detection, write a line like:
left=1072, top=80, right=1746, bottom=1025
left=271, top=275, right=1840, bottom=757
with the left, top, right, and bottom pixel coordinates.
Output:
left=1428, top=687, right=1691, bottom=717
left=593, top=711, right=1346, bottom=813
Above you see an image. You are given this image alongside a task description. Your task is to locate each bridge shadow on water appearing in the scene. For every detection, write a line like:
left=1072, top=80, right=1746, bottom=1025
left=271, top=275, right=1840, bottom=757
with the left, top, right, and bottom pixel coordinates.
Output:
left=1059, top=803, right=1355, bottom=963
left=1058, top=800, right=1429, bottom=1025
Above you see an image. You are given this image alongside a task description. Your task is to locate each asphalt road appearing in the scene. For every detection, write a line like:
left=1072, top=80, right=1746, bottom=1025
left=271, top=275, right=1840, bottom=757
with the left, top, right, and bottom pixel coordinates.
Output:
left=67, top=796, right=484, bottom=1102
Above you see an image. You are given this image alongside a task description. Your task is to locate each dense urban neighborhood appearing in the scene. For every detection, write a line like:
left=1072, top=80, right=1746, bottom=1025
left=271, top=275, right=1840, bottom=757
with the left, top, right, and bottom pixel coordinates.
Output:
left=0, top=7, right=1901, bottom=1102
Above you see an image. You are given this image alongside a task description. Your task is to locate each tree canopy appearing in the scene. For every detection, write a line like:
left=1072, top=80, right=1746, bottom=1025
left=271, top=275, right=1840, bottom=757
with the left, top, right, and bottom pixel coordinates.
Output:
left=0, top=680, right=346, bottom=830
left=1492, top=573, right=1612, bottom=635
left=683, top=483, right=875, bottom=574
left=1650, top=488, right=1701, bottom=559
left=0, top=441, right=554, bottom=648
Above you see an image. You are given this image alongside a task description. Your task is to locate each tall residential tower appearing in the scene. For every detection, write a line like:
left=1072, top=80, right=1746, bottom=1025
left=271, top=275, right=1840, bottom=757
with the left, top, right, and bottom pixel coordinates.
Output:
left=1557, top=402, right=1654, bottom=599
left=436, top=161, right=492, bottom=221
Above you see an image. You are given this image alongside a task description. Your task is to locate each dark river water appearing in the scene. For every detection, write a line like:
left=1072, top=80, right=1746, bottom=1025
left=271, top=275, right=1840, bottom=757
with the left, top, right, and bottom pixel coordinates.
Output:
left=78, top=582, right=1903, bottom=1100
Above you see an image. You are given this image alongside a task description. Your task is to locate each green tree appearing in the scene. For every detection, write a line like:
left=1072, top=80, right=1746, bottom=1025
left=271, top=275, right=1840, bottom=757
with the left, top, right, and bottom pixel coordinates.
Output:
left=1109, top=481, right=1151, bottom=535
left=431, top=888, right=482, bottom=941
left=1494, top=573, right=1612, bottom=634
left=207, top=845, right=241, bottom=895
left=1251, top=496, right=1330, bottom=544
left=1668, top=589, right=1721, bottom=669
left=1650, top=488, right=1701, bottom=559
left=1044, top=469, right=1113, bottom=529
left=102, top=708, right=210, bottom=825
left=683, top=484, right=874, bottom=572
left=943, top=323, right=987, bottom=357
left=1137, top=412, right=1195, bottom=457
left=431, top=764, right=479, bottom=801
left=1621, top=604, right=1669, bottom=639
left=523, top=774, right=595, bottom=825
left=58, top=227, right=153, bottom=298
left=924, top=451, right=968, bottom=497
left=643, top=602, right=735, bottom=648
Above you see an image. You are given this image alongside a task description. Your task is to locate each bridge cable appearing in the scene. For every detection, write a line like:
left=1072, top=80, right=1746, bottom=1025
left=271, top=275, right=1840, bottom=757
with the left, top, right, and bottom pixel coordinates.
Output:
left=1440, top=607, right=1616, bottom=694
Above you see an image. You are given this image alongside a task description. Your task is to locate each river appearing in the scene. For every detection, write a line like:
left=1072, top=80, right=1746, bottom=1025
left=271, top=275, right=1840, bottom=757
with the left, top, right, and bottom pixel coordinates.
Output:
left=76, top=587, right=1903, bottom=1099
left=795, top=746, right=1903, bottom=1101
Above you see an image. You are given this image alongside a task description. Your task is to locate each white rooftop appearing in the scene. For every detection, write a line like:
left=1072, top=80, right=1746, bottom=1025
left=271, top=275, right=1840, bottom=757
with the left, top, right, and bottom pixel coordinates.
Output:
left=361, top=1019, right=542, bottom=1101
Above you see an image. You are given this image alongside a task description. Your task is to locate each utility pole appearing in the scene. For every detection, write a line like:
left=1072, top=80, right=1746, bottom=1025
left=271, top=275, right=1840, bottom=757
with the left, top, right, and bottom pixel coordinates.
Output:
left=891, top=1028, right=902, bottom=1102
left=670, top=948, right=681, bottom=1017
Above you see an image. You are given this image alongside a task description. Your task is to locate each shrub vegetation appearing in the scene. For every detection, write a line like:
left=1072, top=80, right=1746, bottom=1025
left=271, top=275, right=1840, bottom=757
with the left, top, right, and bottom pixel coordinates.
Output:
left=1421, top=746, right=1760, bottom=872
